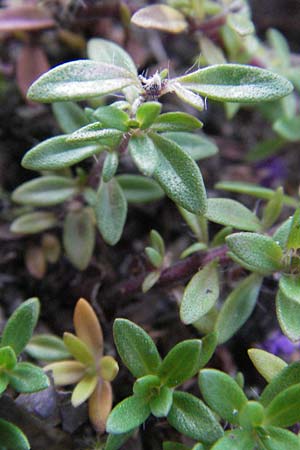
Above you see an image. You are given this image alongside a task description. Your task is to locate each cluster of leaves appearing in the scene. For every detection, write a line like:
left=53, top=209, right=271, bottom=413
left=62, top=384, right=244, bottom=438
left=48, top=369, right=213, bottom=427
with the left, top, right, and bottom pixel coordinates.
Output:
left=0, top=298, right=49, bottom=449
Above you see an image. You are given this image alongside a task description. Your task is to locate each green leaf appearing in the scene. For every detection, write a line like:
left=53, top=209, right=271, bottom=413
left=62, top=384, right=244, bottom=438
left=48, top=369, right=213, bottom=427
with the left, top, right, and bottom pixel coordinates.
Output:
left=172, top=83, right=205, bottom=110
left=264, top=383, right=300, bottom=427
left=10, top=212, right=57, bottom=234
left=286, top=208, right=300, bottom=250
left=22, top=135, right=104, bottom=170
left=150, top=230, right=165, bottom=256
left=27, top=60, right=138, bottom=102
left=150, top=386, right=173, bottom=417
left=247, top=349, right=287, bottom=383
left=133, top=375, right=161, bottom=397
left=273, top=115, right=300, bottom=141
left=8, top=362, right=49, bottom=393
left=142, top=270, right=161, bottom=293
left=145, top=247, right=163, bottom=269
left=215, top=181, right=298, bottom=207
left=178, top=207, right=208, bottom=242
left=0, top=419, right=30, bottom=450
left=105, top=430, right=135, bottom=450
left=71, top=373, right=98, bottom=407
left=256, top=426, right=300, bottom=450
left=227, top=13, right=254, bottom=36
left=131, top=5, right=187, bottom=33
left=175, top=64, right=293, bottom=103
left=106, top=395, right=151, bottom=434
left=199, top=369, right=247, bottom=423
left=167, top=391, right=223, bottom=444
left=180, top=261, right=219, bottom=325
left=150, top=133, right=207, bottom=214
left=180, top=242, right=207, bottom=259
left=12, top=176, right=77, bottom=206
left=2, top=298, right=40, bottom=356
left=267, top=28, right=290, bottom=68
left=0, top=373, right=9, bottom=394
left=25, top=334, right=71, bottom=361
left=151, top=112, right=203, bottom=132
left=198, top=332, right=217, bottom=369
left=246, top=137, right=285, bottom=162
left=63, top=208, right=95, bottom=270
left=239, top=401, right=264, bottom=429
left=136, top=102, right=162, bottom=129
left=211, top=429, right=255, bottom=450
left=102, top=152, right=119, bottom=183
left=162, top=132, right=218, bottom=161
left=215, top=274, right=262, bottom=344
left=95, top=178, right=127, bottom=246
left=0, top=346, right=17, bottom=370
left=272, top=217, right=293, bottom=249
left=158, top=339, right=202, bottom=388
left=52, top=101, right=89, bottom=133
left=116, top=174, right=164, bottom=203
left=129, top=134, right=158, bottom=177
left=276, top=288, right=300, bottom=341
left=226, top=232, right=283, bottom=275
left=67, top=124, right=122, bottom=146
left=93, top=106, right=129, bottom=132
left=63, top=332, right=94, bottom=366
left=163, top=442, right=190, bottom=450
left=87, top=38, right=137, bottom=76
left=113, top=319, right=161, bottom=378
left=206, top=198, right=261, bottom=231
left=262, top=187, right=284, bottom=229
left=259, top=361, right=300, bottom=406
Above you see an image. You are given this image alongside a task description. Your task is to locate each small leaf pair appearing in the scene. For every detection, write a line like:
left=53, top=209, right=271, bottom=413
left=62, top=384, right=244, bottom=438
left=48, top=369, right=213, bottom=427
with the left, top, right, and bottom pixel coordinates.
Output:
left=142, top=229, right=165, bottom=292
left=44, top=298, right=119, bottom=433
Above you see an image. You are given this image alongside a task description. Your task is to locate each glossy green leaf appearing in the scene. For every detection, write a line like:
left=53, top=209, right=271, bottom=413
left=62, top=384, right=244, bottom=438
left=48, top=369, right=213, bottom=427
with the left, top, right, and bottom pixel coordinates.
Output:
left=52, top=101, right=88, bottom=133
left=87, top=38, right=137, bottom=76
left=8, top=362, right=49, bottom=393
left=133, top=375, right=161, bottom=397
left=11, top=211, right=57, bottom=234
left=273, top=115, right=300, bottom=141
left=67, top=124, right=122, bottom=146
left=25, top=334, right=71, bottom=361
left=260, top=361, right=300, bottom=406
left=286, top=208, right=300, bottom=250
left=145, top=247, right=163, bottom=269
left=116, top=174, right=164, bottom=203
left=158, top=339, right=202, bottom=388
left=63, top=208, right=95, bottom=270
left=199, top=369, right=247, bottom=423
left=239, top=401, right=264, bottom=429
left=27, top=60, right=138, bottom=102
left=22, top=135, right=104, bottom=170
left=150, top=386, right=173, bottom=417
left=0, top=346, right=17, bottom=370
left=175, top=64, right=293, bottom=103
left=276, top=288, right=300, bottom=341
left=173, top=83, right=205, bottom=110
left=150, top=133, right=207, bottom=214
left=105, top=430, right=135, bottom=450
left=102, top=152, right=119, bottom=183
left=0, top=419, right=30, bottom=450
left=95, top=178, right=127, bottom=246
left=211, top=429, right=254, bottom=450
left=162, top=132, right=218, bottom=161
left=215, top=181, right=298, bottom=207
left=2, top=298, right=40, bottom=356
left=248, top=349, right=286, bottom=383
left=63, top=332, right=94, bottom=366
left=71, top=373, right=98, bottom=407
left=12, top=176, right=77, bottom=206
left=113, top=319, right=161, bottom=378
left=226, top=232, right=283, bottom=275
left=106, top=395, right=151, bottom=434
left=180, top=261, right=219, bottom=325
left=264, top=383, right=300, bottom=427
left=151, top=112, right=203, bottom=132
left=129, top=134, right=158, bottom=177
left=136, top=102, right=162, bottom=129
left=167, top=391, right=223, bottom=444
left=215, top=274, right=262, bottom=344
left=256, top=426, right=299, bottom=450
left=131, top=5, right=187, bottom=33
left=93, top=106, right=129, bottom=131
left=206, top=198, right=261, bottom=231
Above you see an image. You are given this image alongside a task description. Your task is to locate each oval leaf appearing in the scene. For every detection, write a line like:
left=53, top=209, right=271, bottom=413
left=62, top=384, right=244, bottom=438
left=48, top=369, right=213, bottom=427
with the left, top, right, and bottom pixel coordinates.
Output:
left=116, top=175, right=164, bottom=203
left=52, top=101, right=89, bottom=133
left=131, top=5, right=187, bottom=33
left=259, top=361, right=300, bottom=406
left=256, top=426, right=300, bottom=450
left=0, top=419, right=30, bottom=450
left=206, top=198, right=261, bottom=231
left=247, top=349, right=286, bottom=383
left=25, top=334, right=71, bottom=362
left=211, top=429, right=255, bottom=450
left=162, top=132, right=218, bottom=161
left=11, top=212, right=57, bottom=234
left=175, top=64, right=293, bottom=103
left=8, top=362, right=49, bottom=393
left=276, top=288, right=300, bottom=341
left=106, top=395, right=150, bottom=434
left=264, top=383, right=300, bottom=427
